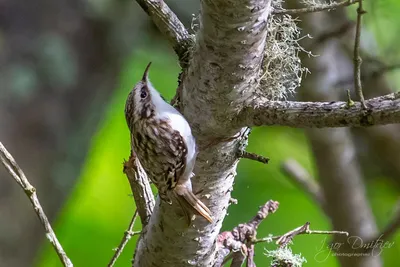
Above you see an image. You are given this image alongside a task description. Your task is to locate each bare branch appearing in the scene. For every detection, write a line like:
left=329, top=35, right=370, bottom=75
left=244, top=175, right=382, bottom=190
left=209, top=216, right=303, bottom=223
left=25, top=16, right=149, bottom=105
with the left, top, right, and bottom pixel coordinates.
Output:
left=230, top=247, right=247, bottom=267
left=123, top=152, right=155, bottom=227
left=365, top=200, right=400, bottom=245
left=215, top=200, right=279, bottom=267
left=135, top=0, right=190, bottom=61
left=108, top=210, right=140, bottom=267
left=238, top=150, right=270, bottom=164
left=379, top=201, right=400, bottom=239
left=246, top=245, right=255, bottom=267
left=254, top=222, right=349, bottom=247
left=314, top=21, right=354, bottom=46
left=353, top=0, right=367, bottom=109
left=281, top=159, right=325, bottom=207
left=236, top=127, right=269, bottom=165
left=273, top=0, right=358, bottom=15
left=0, top=142, right=73, bottom=267
left=367, top=63, right=400, bottom=80
left=275, top=222, right=348, bottom=247
left=236, top=92, right=400, bottom=128
left=335, top=62, right=400, bottom=89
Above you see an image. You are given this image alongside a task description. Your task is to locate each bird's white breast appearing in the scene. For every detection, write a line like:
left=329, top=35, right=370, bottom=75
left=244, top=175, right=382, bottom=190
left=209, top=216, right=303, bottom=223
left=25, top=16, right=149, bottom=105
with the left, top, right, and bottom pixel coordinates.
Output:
left=149, top=83, right=196, bottom=166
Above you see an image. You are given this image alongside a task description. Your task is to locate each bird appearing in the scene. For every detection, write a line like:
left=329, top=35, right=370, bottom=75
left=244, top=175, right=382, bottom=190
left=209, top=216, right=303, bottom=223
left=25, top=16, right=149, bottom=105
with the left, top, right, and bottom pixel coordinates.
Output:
left=124, top=62, right=212, bottom=224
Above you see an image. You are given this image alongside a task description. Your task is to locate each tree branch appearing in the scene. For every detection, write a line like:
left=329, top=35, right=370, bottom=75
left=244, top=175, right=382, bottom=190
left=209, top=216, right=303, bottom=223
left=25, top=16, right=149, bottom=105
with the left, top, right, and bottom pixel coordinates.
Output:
left=281, top=159, right=325, bottom=208
left=366, top=200, right=400, bottom=245
left=238, top=150, right=270, bottom=164
left=353, top=0, right=367, bottom=109
left=124, top=151, right=156, bottom=265
left=273, top=0, right=358, bottom=15
left=335, top=62, right=400, bottom=88
left=135, top=0, right=190, bottom=61
left=253, top=222, right=349, bottom=247
left=134, top=1, right=274, bottom=266
left=236, top=92, right=400, bottom=128
left=246, top=245, right=255, bottom=267
left=107, top=210, right=140, bottom=267
left=0, top=142, right=73, bottom=267
left=123, top=152, right=155, bottom=227
left=215, top=200, right=279, bottom=267
left=230, top=248, right=247, bottom=267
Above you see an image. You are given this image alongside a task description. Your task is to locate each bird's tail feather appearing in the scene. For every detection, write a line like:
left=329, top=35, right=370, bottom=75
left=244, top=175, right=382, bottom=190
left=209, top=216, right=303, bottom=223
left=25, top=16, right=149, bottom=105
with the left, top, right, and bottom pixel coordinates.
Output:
left=174, top=185, right=213, bottom=223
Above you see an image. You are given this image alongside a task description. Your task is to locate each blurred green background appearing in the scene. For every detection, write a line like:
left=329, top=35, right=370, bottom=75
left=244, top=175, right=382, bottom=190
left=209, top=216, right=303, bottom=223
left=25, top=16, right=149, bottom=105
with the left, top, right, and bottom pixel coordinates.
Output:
left=0, top=0, right=399, bottom=267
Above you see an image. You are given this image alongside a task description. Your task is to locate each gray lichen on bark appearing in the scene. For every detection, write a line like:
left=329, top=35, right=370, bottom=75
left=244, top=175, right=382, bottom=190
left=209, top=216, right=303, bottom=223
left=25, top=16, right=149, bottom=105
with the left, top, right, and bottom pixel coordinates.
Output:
left=261, top=0, right=309, bottom=99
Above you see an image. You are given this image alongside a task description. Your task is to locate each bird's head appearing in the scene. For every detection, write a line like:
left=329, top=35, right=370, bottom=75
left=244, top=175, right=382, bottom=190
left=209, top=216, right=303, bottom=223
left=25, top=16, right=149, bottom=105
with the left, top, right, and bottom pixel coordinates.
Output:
left=125, top=62, right=161, bottom=127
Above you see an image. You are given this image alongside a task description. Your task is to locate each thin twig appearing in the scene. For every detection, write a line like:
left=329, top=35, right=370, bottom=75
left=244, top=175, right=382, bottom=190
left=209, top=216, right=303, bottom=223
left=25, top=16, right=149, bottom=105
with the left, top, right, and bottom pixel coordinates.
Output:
left=253, top=222, right=349, bottom=247
left=108, top=210, right=140, bottom=267
left=346, top=89, right=355, bottom=108
left=368, top=63, right=400, bottom=79
left=0, top=142, right=73, bottom=267
left=314, top=21, right=354, bottom=47
left=273, top=0, right=358, bottom=15
left=238, top=151, right=270, bottom=164
left=379, top=200, right=400, bottom=239
left=281, top=159, right=325, bottom=208
left=365, top=200, right=400, bottom=246
left=353, top=0, right=367, bottom=109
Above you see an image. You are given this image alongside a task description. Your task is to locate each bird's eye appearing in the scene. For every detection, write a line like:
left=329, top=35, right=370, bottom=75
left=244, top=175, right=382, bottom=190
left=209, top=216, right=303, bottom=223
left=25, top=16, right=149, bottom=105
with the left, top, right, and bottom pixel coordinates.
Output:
left=140, top=90, right=147, bottom=99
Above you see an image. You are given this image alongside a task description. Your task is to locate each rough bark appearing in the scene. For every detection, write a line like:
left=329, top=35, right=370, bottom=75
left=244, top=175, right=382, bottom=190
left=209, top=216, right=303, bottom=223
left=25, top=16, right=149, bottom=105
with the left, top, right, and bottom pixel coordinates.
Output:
left=235, top=92, right=400, bottom=128
left=133, top=1, right=273, bottom=266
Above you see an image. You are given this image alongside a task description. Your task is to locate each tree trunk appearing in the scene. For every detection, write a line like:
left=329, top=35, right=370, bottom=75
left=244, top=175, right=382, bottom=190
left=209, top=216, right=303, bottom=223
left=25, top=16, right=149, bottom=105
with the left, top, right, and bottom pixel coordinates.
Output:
left=133, top=1, right=273, bottom=266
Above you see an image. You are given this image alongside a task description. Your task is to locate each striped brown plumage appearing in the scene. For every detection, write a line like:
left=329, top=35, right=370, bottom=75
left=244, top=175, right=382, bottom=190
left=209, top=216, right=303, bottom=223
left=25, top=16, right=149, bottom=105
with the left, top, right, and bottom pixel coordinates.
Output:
left=130, top=118, right=186, bottom=203
left=124, top=62, right=212, bottom=224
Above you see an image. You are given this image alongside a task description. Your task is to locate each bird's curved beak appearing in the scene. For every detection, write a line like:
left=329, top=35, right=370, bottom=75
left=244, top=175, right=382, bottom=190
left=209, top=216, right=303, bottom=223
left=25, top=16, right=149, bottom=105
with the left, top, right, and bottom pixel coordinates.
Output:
left=142, top=62, right=152, bottom=82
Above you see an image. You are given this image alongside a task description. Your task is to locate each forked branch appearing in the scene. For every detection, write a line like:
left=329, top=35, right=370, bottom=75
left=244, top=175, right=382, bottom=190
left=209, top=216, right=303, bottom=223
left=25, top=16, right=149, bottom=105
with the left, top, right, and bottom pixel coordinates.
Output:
left=108, top=210, right=140, bottom=267
left=214, top=200, right=280, bottom=267
left=254, top=222, right=349, bottom=247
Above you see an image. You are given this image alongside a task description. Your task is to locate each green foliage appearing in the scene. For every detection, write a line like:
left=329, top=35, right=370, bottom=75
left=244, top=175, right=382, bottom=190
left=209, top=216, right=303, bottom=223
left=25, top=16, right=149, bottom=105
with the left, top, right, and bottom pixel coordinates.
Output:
left=36, top=49, right=400, bottom=267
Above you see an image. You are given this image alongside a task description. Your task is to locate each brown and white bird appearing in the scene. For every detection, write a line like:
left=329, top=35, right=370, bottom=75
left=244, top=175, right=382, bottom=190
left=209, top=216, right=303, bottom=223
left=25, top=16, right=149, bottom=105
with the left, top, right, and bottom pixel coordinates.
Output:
left=125, top=62, right=212, bottom=223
